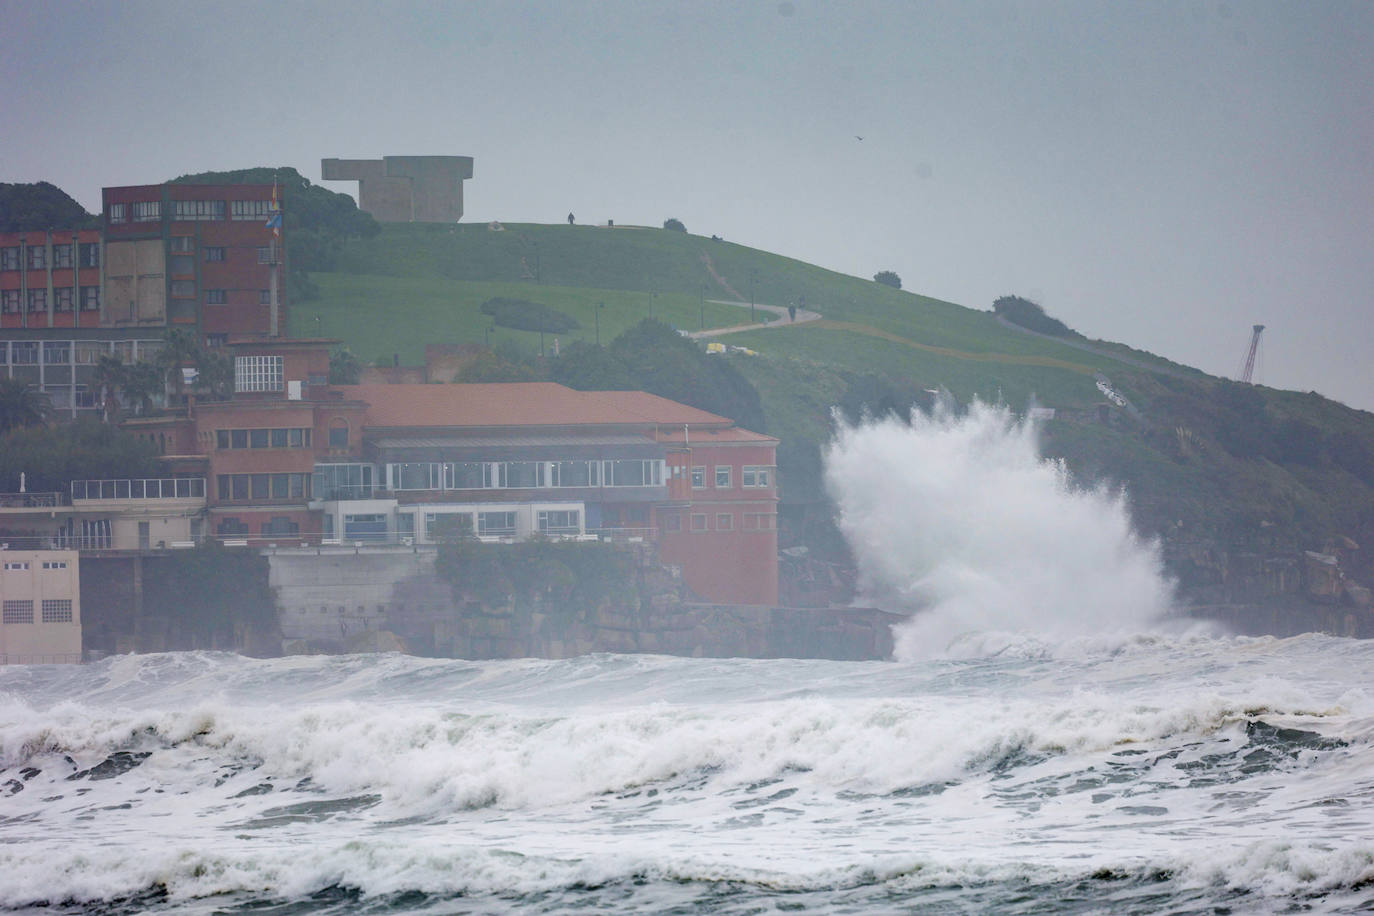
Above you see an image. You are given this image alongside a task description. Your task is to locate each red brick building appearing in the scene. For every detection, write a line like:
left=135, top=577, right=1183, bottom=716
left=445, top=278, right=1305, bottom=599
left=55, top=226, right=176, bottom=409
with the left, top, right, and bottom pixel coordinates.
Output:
left=125, top=338, right=778, bottom=605
left=1, top=183, right=283, bottom=416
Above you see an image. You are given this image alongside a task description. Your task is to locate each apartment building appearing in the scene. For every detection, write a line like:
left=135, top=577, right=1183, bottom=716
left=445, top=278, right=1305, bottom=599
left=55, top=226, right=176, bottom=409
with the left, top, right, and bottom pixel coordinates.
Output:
left=0, top=182, right=284, bottom=417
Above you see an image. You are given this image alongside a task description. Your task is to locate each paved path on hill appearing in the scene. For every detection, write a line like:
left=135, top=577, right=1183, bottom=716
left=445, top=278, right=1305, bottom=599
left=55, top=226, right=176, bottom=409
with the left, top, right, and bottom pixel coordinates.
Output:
left=684, top=299, right=822, bottom=339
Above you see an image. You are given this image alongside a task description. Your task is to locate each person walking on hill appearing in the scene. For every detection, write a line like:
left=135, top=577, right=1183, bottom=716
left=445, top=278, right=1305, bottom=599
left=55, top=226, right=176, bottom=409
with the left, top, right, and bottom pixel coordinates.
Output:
left=567, top=212, right=575, bottom=225
left=788, top=304, right=797, bottom=322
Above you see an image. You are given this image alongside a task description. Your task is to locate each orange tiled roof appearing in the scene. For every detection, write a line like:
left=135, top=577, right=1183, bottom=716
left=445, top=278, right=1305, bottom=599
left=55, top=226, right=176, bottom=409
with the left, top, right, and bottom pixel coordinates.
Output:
left=338, top=383, right=734, bottom=430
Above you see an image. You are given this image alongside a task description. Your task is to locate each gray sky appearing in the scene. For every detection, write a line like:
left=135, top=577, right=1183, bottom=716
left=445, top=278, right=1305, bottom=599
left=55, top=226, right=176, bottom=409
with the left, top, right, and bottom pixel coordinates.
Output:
left=4, top=0, right=1371, bottom=409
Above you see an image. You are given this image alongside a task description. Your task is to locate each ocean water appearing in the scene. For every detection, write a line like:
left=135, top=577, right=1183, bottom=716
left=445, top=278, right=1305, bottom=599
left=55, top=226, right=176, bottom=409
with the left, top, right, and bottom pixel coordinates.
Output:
left=2, top=642, right=1373, bottom=914
left=2, top=406, right=1371, bottom=913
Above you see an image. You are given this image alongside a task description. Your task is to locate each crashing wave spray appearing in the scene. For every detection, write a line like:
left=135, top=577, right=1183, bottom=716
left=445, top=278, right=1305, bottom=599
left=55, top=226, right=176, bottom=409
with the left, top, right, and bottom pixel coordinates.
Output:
left=825, top=402, right=1174, bottom=656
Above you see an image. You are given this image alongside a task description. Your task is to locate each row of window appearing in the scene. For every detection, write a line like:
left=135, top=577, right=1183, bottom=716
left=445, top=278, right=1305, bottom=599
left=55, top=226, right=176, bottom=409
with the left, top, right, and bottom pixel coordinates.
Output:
left=662, top=512, right=776, bottom=532
left=0, top=288, right=100, bottom=313
left=168, top=241, right=273, bottom=261
left=1, top=599, right=74, bottom=624
left=206, top=290, right=275, bottom=305
left=688, top=465, right=772, bottom=489
left=235, top=355, right=283, bottom=392
left=109, top=199, right=275, bottom=224
left=0, top=244, right=100, bottom=271
left=0, top=339, right=160, bottom=366
left=216, top=473, right=311, bottom=502
left=216, top=428, right=314, bottom=450
left=383, top=459, right=665, bottom=493
left=216, top=516, right=298, bottom=537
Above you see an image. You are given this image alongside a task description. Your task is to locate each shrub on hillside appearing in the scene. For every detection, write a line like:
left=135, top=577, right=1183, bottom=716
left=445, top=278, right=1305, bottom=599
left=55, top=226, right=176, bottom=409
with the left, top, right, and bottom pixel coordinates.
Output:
left=479, top=297, right=580, bottom=333
left=873, top=271, right=902, bottom=289
left=993, top=295, right=1077, bottom=337
left=663, top=218, right=687, bottom=232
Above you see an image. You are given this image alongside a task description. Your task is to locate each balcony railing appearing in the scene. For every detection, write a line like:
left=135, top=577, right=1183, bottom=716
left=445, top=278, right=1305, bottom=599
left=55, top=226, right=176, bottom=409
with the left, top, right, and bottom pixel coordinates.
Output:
left=0, top=492, right=64, bottom=509
left=71, top=478, right=206, bottom=501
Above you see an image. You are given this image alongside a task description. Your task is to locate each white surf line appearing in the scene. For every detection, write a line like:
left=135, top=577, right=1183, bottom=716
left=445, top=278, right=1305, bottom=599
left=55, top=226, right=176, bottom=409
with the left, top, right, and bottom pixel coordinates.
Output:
left=684, top=300, right=822, bottom=339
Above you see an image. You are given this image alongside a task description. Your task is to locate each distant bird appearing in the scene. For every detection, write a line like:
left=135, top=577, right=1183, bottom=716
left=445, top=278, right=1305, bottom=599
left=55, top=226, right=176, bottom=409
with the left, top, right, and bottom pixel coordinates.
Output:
left=855, top=135, right=864, bottom=141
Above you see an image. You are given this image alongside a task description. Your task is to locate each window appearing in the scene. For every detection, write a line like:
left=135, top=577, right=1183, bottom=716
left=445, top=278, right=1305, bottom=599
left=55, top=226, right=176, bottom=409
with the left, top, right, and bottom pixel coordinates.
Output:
left=11, top=342, right=38, bottom=364
left=691, top=513, right=708, bottom=531
left=478, top=511, right=517, bottom=537
left=232, top=199, right=271, bottom=221
left=507, top=461, right=543, bottom=488
left=691, top=466, right=706, bottom=488
left=81, top=287, right=100, bottom=310
left=396, top=513, right=415, bottom=537
left=743, top=513, right=775, bottom=530
left=108, top=203, right=128, bottom=223
left=715, top=465, right=731, bottom=488
left=251, top=475, right=270, bottom=499
left=312, top=464, right=373, bottom=500
left=27, top=247, right=45, bottom=270
left=603, top=459, right=664, bottom=487
left=249, top=429, right=269, bottom=448
left=27, top=289, right=47, bottom=312
left=217, top=518, right=249, bottom=536
left=203, top=246, right=226, bottom=262
left=44, top=341, right=70, bottom=364
left=52, top=244, right=73, bottom=268
left=0, top=246, right=19, bottom=270
left=262, top=517, right=299, bottom=537
left=230, top=429, right=248, bottom=448
left=174, top=199, right=224, bottom=221
left=234, top=355, right=283, bottom=392
left=259, top=290, right=272, bottom=305
left=742, top=466, right=771, bottom=488
left=3, top=600, right=34, bottom=624
left=169, top=236, right=194, bottom=253
left=3, top=561, right=29, bottom=570
left=552, top=460, right=596, bottom=487
left=132, top=200, right=161, bottom=222
left=271, top=428, right=288, bottom=448
left=537, top=509, right=581, bottom=535
left=716, top=513, right=734, bottom=531
left=328, top=420, right=348, bottom=447
left=1, top=289, right=21, bottom=313
left=54, top=288, right=75, bottom=312
left=171, top=280, right=196, bottom=298
left=206, top=289, right=226, bottom=304
left=41, top=599, right=73, bottom=623
left=80, top=243, right=100, bottom=268
left=344, top=514, right=388, bottom=541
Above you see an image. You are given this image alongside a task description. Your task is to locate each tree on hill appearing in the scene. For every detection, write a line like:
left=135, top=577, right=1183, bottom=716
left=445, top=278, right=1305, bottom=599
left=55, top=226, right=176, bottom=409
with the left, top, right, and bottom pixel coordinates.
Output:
left=170, top=167, right=379, bottom=299
left=0, top=182, right=97, bottom=232
left=873, top=270, right=902, bottom=289
left=663, top=218, right=687, bottom=232
left=607, top=319, right=765, bottom=431
left=0, top=418, right=159, bottom=493
left=993, top=295, right=1077, bottom=337
left=0, top=378, right=49, bottom=434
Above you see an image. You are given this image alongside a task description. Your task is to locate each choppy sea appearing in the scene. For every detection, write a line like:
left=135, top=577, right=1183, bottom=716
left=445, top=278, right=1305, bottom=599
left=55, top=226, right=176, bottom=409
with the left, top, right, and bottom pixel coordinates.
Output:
left=2, top=637, right=1372, bottom=914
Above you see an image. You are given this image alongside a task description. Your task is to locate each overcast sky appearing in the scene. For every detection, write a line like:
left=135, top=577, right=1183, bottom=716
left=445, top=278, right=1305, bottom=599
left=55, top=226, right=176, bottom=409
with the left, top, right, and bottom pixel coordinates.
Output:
left=3, top=0, right=1370, bottom=409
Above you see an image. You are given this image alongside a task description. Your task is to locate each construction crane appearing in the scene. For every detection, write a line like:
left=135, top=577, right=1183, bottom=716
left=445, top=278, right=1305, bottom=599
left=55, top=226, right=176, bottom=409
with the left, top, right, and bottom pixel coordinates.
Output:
left=1239, top=324, right=1265, bottom=384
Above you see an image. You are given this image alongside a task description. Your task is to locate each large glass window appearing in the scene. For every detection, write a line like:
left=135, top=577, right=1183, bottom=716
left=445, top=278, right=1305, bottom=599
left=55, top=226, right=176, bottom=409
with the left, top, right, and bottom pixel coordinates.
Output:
left=553, top=460, right=596, bottom=487
left=80, top=243, right=100, bottom=268
left=52, top=244, right=73, bottom=268
left=232, top=199, right=271, bottom=221
left=132, top=200, right=161, bottom=222
left=107, top=203, right=127, bottom=223
left=478, top=511, right=517, bottom=537
left=715, top=465, right=732, bottom=488
left=1, top=290, right=19, bottom=313
left=174, top=200, right=225, bottom=221
left=537, top=509, right=581, bottom=535
left=447, top=461, right=485, bottom=489
left=235, top=355, right=283, bottom=392
left=742, top=466, right=771, bottom=488
left=344, top=514, right=387, bottom=541
left=604, top=459, right=663, bottom=487
left=80, top=287, right=100, bottom=310
left=1, top=246, right=20, bottom=270
left=506, top=461, right=543, bottom=488
left=26, top=246, right=45, bottom=270
left=312, top=464, right=374, bottom=500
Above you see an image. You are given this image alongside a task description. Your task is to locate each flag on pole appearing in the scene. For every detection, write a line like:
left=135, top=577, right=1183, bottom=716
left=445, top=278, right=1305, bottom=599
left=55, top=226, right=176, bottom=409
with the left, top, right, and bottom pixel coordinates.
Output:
left=266, top=179, right=281, bottom=237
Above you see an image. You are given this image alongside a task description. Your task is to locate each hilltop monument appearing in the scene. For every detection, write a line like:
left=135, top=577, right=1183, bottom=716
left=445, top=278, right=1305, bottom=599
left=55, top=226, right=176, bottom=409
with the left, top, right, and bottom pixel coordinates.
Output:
left=321, top=155, right=474, bottom=223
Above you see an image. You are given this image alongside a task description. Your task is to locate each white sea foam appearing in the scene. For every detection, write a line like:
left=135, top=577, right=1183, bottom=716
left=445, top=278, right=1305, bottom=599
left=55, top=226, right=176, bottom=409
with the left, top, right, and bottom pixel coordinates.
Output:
left=824, top=402, right=1176, bottom=657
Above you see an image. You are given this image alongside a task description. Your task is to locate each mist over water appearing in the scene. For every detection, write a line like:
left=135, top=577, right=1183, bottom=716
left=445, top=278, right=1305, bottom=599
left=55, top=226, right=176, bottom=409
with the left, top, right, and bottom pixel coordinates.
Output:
left=825, top=402, right=1175, bottom=656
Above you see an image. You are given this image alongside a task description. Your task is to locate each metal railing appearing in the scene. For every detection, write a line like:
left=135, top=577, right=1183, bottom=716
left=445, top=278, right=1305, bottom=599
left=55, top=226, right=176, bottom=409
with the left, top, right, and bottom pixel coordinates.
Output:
left=70, top=478, right=206, bottom=501
left=0, top=492, right=63, bottom=509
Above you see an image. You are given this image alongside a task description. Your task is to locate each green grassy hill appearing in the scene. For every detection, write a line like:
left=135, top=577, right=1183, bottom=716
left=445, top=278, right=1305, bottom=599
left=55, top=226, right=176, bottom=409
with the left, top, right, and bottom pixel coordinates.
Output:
left=301, top=220, right=1374, bottom=595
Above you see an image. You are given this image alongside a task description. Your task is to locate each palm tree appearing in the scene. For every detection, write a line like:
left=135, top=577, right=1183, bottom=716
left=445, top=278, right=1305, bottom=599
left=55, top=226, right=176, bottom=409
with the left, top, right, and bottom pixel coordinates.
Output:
left=0, top=378, right=49, bottom=434
left=91, top=354, right=127, bottom=422
left=119, top=361, right=164, bottom=417
left=158, top=328, right=201, bottom=407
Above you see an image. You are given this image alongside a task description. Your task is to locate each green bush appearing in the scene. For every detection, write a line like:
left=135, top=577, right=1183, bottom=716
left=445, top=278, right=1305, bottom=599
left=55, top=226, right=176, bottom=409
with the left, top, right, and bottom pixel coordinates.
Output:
left=992, top=295, right=1077, bottom=337
left=479, top=297, right=580, bottom=333
left=873, top=270, right=902, bottom=289
left=663, top=218, right=687, bottom=232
